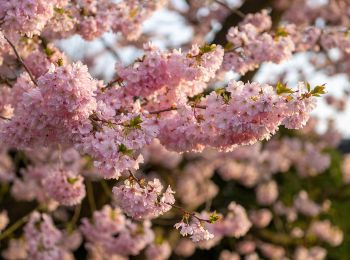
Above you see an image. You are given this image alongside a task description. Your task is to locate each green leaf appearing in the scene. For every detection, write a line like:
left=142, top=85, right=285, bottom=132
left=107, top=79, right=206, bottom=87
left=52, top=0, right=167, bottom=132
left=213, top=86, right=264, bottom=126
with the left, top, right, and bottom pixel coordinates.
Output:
left=209, top=211, right=220, bottom=223
left=54, top=7, right=65, bottom=14
left=44, top=47, right=55, bottom=58
left=118, top=143, right=134, bottom=156
left=276, top=82, right=294, bottom=95
left=128, top=115, right=143, bottom=129
left=199, top=44, right=216, bottom=54
left=57, top=58, right=64, bottom=67
left=275, top=27, right=289, bottom=38
left=67, top=177, right=78, bottom=185
left=310, top=84, right=326, bottom=97
left=306, top=82, right=311, bottom=92
left=224, top=42, right=234, bottom=51
left=215, top=88, right=231, bottom=103
left=188, top=93, right=204, bottom=102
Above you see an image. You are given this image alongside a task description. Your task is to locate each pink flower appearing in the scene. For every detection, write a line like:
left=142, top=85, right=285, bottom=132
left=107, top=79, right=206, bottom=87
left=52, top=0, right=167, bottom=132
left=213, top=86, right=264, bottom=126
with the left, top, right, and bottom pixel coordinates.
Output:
left=174, top=219, right=214, bottom=242
left=24, top=212, right=63, bottom=260
left=43, top=169, right=86, bottom=206
left=80, top=205, right=154, bottom=256
left=113, top=178, right=175, bottom=219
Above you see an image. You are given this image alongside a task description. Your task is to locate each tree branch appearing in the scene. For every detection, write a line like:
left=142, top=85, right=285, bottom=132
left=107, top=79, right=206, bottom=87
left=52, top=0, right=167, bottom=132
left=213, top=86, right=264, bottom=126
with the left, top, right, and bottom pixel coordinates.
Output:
left=4, top=35, right=38, bottom=86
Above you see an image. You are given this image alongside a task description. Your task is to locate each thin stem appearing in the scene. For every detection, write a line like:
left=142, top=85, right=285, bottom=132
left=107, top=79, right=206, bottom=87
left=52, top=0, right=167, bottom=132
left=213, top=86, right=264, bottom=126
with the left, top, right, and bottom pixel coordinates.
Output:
left=70, top=203, right=82, bottom=227
left=128, top=170, right=142, bottom=185
left=86, top=180, right=96, bottom=215
left=0, top=213, right=30, bottom=241
left=104, top=75, right=124, bottom=89
left=149, top=105, right=207, bottom=115
left=100, top=37, right=121, bottom=61
left=214, top=0, right=245, bottom=18
left=4, top=35, right=38, bottom=86
left=101, top=180, right=113, bottom=198
left=149, top=107, right=177, bottom=114
left=166, top=203, right=211, bottom=223
left=0, top=115, right=10, bottom=121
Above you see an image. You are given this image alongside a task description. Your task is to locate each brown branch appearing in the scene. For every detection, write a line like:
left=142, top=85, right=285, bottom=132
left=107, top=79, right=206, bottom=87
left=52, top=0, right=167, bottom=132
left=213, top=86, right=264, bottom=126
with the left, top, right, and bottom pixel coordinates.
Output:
left=100, top=37, right=121, bottom=61
left=214, top=0, right=245, bottom=18
left=4, top=35, right=38, bottom=86
left=148, top=105, right=206, bottom=115
left=0, top=115, right=10, bottom=121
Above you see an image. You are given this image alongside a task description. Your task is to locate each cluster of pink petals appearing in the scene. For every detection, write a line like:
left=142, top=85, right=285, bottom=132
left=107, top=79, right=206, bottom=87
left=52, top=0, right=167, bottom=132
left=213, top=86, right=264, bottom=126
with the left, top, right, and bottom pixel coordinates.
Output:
left=194, top=202, right=252, bottom=246
left=77, top=112, right=159, bottom=179
left=0, top=0, right=60, bottom=39
left=46, top=0, right=167, bottom=41
left=308, top=220, right=344, bottom=247
left=80, top=205, right=154, bottom=256
left=116, top=43, right=224, bottom=100
left=0, top=0, right=166, bottom=41
left=0, top=62, right=97, bottom=148
left=223, top=10, right=295, bottom=75
left=11, top=165, right=58, bottom=209
left=24, top=44, right=67, bottom=78
left=145, top=241, right=172, bottom=260
left=321, top=27, right=350, bottom=54
left=256, top=180, right=279, bottom=206
left=158, top=80, right=316, bottom=152
left=176, top=161, right=218, bottom=207
left=249, top=209, right=272, bottom=228
left=294, top=246, right=327, bottom=260
left=293, top=190, right=322, bottom=217
left=113, top=178, right=175, bottom=219
left=24, top=212, right=63, bottom=260
left=217, top=202, right=252, bottom=238
left=258, top=242, right=286, bottom=259
left=111, top=0, right=167, bottom=41
left=174, top=218, right=214, bottom=242
left=42, top=169, right=86, bottom=206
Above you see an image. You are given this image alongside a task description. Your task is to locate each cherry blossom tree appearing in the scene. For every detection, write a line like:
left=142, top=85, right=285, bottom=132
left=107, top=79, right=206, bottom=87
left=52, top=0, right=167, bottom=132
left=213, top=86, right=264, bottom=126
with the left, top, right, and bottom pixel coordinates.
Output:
left=0, top=0, right=350, bottom=259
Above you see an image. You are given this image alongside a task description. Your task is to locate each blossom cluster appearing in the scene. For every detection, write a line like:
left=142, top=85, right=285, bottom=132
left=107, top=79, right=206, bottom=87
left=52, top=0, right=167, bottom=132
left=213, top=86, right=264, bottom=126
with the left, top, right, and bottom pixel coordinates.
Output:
left=0, top=0, right=167, bottom=41
left=112, top=178, right=175, bottom=219
left=1, top=1, right=349, bottom=259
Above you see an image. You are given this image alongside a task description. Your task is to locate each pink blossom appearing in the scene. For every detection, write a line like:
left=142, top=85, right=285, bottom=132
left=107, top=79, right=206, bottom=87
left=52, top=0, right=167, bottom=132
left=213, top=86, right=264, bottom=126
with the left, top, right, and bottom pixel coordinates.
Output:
left=145, top=241, right=171, bottom=260
left=308, top=220, right=343, bottom=247
left=174, top=219, right=214, bottom=242
left=174, top=239, right=196, bottom=257
left=113, top=178, right=175, bottom=219
left=43, top=169, right=86, bottom=206
left=294, top=246, right=327, bottom=260
left=80, top=205, right=154, bottom=256
left=256, top=180, right=279, bottom=206
left=24, top=212, right=64, bottom=260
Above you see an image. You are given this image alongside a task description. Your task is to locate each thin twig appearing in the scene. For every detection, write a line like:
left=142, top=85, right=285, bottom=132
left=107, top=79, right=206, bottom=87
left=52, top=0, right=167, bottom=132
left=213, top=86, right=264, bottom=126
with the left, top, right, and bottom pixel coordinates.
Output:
left=149, top=105, right=207, bottom=115
left=86, top=180, right=96, bottom=215
left=0, top=206, right=38, bottom=241
left=4, top=35, right=38, bottom=86
left=214, top=0, right=245, bottom=18
left=100, top=38, right=121, bottom=61
left=0, top=217, right=28, bottom=241
left=0, top=115, right=10, bottom=121
left=71, top=203, right=82, bottom=227
left=101, top=180, right=113, bottom=198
